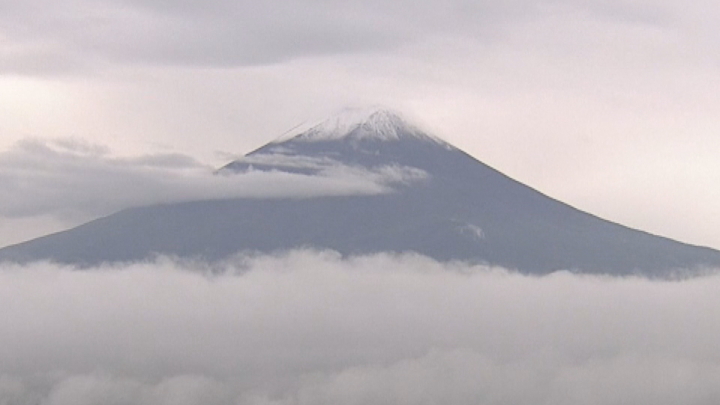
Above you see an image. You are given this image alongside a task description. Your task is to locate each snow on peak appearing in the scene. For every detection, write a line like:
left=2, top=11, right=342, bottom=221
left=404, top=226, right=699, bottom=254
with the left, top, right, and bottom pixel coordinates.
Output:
left=288, top=107, right=448, bottom=145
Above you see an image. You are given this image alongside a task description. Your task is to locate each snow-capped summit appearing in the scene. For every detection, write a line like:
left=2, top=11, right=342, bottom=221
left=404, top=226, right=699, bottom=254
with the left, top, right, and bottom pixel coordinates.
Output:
left=216, top=107, right=460, bottom=180
left=288, top=107, right=448, bottom=146
left=221, top=107, right=457, bottom=176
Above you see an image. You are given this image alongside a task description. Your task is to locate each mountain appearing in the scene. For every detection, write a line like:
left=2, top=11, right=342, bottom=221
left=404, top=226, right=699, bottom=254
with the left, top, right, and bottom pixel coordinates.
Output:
left=2, top=108, right=720, bottom=275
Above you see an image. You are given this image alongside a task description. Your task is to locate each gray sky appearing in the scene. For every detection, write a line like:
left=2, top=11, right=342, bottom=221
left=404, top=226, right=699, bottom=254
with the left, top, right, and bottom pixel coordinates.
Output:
left=1, top=0, right=720, bottom=249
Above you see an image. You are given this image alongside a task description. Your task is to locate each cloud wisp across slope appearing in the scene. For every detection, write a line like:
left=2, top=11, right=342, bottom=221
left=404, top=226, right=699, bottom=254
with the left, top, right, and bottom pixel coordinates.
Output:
left=1, top=251, right=719, bottom=404
left=0, top=138, right=426, bottom=246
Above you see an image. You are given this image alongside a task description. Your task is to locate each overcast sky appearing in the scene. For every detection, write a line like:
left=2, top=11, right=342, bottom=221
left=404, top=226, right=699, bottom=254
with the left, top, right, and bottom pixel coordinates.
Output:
left=1, top=0, right=720, bottom=249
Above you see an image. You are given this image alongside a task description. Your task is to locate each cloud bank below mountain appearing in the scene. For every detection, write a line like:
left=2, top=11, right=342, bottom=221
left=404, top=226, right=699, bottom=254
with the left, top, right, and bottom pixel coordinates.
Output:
left=1, top=251, right=719, bottom=404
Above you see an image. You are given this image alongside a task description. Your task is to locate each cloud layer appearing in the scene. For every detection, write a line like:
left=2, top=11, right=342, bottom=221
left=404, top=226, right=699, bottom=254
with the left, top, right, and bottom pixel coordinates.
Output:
left=0, top=138, right=427, bottom=246
left=1, top=251, right=719, bottom=404
left=2, top=0, right=717, bottom=72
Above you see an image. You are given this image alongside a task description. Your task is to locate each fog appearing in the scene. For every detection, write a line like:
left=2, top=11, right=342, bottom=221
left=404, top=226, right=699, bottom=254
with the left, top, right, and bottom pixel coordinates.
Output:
left=1, top=250, right=719, bottom=404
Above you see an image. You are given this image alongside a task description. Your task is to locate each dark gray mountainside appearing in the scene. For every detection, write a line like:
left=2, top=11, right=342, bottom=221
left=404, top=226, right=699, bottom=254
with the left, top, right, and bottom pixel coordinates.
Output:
left=2, top=109, right=720, bottom=275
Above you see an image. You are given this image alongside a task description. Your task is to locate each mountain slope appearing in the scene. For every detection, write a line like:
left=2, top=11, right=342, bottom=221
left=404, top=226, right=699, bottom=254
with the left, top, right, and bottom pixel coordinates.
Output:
left=2, top=109, right=719, bottom=275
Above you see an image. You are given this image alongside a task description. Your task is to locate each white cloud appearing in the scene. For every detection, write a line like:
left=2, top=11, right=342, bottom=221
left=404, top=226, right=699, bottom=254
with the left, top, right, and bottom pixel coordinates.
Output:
left=1, top=251, right=719, bottom=404
left=0, top=138, right=428, bottom=246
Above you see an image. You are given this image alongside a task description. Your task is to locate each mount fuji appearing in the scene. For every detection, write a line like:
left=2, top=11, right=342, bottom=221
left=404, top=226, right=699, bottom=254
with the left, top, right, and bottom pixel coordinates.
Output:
left=2, top=108, right=719, bottom=275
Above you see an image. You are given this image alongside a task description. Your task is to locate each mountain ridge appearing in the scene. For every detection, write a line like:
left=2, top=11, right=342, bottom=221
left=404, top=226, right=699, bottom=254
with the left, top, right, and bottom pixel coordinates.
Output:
left=2, top=109, right=720, bottom=276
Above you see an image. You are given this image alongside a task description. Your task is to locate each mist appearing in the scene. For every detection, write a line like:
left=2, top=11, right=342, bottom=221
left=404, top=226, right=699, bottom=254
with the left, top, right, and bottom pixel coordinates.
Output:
left=1, top=251, right=719, bottom=404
